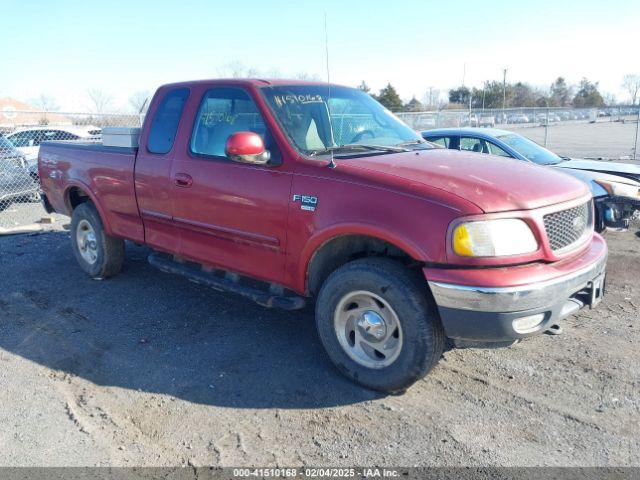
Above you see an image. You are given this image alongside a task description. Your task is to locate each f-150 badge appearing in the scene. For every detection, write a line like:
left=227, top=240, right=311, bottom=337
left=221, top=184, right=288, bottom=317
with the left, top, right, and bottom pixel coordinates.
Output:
left=292, top=194, right=318, bottom=212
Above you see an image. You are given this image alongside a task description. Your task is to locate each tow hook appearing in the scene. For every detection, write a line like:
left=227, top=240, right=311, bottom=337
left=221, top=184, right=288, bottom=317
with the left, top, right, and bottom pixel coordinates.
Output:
left=544, top=324, right=563, bottom=335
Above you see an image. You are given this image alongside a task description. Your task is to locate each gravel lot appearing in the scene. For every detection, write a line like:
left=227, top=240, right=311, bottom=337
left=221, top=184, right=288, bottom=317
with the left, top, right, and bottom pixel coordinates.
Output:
left=0, top=221, right=638, bottom=467
left=503, top=120, right=639, bottom=160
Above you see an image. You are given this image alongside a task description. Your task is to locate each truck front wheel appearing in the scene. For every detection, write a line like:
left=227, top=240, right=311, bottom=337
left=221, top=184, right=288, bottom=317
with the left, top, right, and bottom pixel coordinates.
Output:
left=315, top=258, right=444, bottom=393
left=70, top=202, right=124, bottom=279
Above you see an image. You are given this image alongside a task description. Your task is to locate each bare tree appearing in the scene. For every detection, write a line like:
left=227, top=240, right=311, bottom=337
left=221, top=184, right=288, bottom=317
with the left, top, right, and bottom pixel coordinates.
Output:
left=217, top=61, right=260, bottom=78
left=128, top=90, right=150, bottom=113
left=31, top=94, right=59, bottom=112
left=86, top=89, right=114, bottom=114
left=264, top=67, right=282, bottom=78
left=622, top=74, right=640, bottom=105
left=421, top=88, right=441, bottom=109
left=293, top=72, right=320, bottom=81
left=603, top=92, right=617, bottom=106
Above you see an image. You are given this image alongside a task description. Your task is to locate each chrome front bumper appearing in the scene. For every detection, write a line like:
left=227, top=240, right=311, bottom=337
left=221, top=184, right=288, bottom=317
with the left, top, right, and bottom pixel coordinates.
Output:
left=429, top=252, right=607, bottom=313
left=427, top=248, right=607, bottom=343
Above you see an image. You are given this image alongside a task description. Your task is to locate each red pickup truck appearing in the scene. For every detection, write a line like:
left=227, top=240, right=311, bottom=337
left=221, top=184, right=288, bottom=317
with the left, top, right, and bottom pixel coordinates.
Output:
left=39, top=79, right=607, bottom=392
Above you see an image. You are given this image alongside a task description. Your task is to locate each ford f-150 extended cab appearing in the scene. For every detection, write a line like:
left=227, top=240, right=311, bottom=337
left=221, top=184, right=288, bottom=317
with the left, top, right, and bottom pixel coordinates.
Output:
left=38, top=79, right=607, bottom=392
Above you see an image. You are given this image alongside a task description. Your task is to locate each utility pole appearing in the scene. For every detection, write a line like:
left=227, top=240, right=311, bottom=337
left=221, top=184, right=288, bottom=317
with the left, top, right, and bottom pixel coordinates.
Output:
left=482, top=81, right=487, bottom=110
left=428, top=86, right=434, bottom=109
left=634, top=105, right=639, bottom=161
left=502, top=68, right=507, bottom=120
left=462, top=63, right=466, bottom=87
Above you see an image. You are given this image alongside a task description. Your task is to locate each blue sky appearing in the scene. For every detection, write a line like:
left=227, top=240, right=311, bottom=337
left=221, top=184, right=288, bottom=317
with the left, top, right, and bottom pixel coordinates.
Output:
left=2, top=0, right=638, bottom=111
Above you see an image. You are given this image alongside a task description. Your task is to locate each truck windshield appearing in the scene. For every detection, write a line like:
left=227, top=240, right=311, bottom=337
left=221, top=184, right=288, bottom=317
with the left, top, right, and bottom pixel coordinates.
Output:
left=496, top=133, right=563, bottom=165
left=261, top=85, right=427, bottom=156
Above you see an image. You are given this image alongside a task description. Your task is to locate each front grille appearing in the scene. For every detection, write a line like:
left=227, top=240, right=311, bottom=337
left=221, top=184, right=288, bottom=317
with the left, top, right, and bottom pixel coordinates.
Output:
left=543, top=201, right=591, bottom=252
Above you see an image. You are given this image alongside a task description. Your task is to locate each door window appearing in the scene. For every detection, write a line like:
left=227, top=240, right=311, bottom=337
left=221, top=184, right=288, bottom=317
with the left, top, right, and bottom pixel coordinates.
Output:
left=44, top=130, right=80, bottom=141
left=190, top=87, right=278, bottom=160
left=147, top=88, right=190, bottom=154
left=460, top=137, right=488, bottom=153
left=426, top=136, right=451, bottom=148
left=8, top=130, right=37, bottom=147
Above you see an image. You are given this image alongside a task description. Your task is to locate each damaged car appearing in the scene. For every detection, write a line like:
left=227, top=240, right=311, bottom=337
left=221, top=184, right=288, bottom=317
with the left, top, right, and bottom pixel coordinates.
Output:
left=422, top=127, right=640, bottom=231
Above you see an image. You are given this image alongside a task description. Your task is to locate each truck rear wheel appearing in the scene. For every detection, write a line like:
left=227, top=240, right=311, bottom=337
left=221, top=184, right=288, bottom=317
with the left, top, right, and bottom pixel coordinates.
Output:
left=315, top=258, right=444, bottom=393
left=70, top=202, right=124, bottom=279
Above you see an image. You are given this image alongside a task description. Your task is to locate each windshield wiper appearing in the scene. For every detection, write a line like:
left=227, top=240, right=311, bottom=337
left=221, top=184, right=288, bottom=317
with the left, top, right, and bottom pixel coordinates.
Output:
left=397, top=139, right=426, bottom=147
left=396, top=139, right=436, bottom=150
left=309, top=143, right=408, bottom=157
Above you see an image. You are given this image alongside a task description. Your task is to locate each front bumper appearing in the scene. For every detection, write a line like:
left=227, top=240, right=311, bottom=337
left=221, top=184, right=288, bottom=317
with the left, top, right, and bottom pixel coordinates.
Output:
left=426, top=235, right=607, bottom=343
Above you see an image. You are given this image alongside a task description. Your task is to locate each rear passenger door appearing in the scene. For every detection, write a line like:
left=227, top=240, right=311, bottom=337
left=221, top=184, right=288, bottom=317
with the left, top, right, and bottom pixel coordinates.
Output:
left=135, top=87, right=190, bottom=251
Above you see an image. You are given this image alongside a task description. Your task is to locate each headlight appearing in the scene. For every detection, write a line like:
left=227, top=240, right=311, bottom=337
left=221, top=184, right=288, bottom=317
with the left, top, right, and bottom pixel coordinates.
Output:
left=452, top=219, right=538, bottom=257
left=595, top=180, right=640, bottom=199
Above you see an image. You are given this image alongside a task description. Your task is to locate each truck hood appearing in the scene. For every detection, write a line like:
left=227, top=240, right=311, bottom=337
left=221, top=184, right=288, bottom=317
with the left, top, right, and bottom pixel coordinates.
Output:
left=339, top=149, right=589, bottom=213
left=558, top=158, right=640, bottom=182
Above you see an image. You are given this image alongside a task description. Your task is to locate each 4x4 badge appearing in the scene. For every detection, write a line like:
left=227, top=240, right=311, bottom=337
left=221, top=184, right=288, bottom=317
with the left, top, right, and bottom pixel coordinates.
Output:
left=292, top=194, right=318, bottom=212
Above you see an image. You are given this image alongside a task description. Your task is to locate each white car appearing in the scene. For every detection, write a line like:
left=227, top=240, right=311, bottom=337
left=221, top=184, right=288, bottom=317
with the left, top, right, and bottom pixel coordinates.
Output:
left=5, top=125, right=101, bottom=168
left=478, top=114, right=496, bottom=127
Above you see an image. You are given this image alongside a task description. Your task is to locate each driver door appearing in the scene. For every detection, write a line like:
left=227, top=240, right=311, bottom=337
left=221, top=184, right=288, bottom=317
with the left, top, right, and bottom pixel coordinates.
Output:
left=170, top=86, right=292, bottom=284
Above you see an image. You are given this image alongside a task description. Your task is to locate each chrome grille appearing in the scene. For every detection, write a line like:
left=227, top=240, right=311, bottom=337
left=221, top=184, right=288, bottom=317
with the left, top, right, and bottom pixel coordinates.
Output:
left=543, top=201, right=591, bottom=252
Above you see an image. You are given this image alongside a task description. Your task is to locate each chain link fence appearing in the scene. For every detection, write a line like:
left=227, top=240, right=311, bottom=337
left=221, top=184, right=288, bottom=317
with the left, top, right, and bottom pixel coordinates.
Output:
left=397, top=106, right=639, bottom=130
left=0, top=111, right=141, bottom=231
left=397, top=106, right=640, bottom=160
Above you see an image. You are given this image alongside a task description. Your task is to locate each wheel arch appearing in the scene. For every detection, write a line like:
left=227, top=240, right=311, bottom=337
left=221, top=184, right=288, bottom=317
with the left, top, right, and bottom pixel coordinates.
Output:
left=303, top=226, right=428, bottom=296
left=64, top=182, right=114, bottom=235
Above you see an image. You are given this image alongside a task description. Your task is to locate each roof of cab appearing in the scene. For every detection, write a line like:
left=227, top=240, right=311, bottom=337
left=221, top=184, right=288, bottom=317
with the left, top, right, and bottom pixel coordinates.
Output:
left=157, top=78, right=342, bottom=89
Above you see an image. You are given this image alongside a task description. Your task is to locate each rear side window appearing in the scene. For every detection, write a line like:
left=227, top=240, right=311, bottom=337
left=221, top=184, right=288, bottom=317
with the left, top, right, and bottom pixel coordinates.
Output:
left=147, top=88, right=189, bottom=154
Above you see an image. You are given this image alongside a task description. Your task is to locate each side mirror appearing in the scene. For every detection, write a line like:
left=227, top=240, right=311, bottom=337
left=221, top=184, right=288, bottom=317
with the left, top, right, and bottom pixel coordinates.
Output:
left=225, top=131, right=270, bottom=165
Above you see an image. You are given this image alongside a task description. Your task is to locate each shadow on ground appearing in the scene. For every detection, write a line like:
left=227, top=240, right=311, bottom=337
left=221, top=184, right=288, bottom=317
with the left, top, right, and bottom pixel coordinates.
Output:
left=0, top=231, right=381, bottom=409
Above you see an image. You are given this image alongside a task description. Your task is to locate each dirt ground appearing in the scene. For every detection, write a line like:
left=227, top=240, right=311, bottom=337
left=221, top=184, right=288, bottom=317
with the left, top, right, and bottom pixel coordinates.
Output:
left=0, top=220, right=638, bottom=468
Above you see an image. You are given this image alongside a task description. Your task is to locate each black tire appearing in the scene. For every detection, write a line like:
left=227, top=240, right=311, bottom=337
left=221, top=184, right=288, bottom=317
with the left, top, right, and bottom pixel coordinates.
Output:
left=315, top=258, right=445, bottom=393
left=70, top=202, right=124, bottom=279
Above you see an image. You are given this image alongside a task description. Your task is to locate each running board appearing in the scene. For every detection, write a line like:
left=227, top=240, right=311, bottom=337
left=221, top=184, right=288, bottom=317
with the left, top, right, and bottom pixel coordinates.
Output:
left=148, top=252, right=306, bottom=310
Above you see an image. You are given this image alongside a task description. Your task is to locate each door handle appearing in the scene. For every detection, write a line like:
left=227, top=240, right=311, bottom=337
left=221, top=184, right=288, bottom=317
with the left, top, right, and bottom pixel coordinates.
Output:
left=173, top=173, right=193, bottom=188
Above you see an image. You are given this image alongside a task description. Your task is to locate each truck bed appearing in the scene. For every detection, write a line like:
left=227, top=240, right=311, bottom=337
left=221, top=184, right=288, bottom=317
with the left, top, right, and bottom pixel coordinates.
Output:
left=38, top=141, right=145, bottom=243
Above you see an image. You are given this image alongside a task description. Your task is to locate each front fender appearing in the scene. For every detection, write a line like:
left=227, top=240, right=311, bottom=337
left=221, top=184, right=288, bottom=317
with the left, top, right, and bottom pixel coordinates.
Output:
left=293, top=222, right=430, bottom=294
